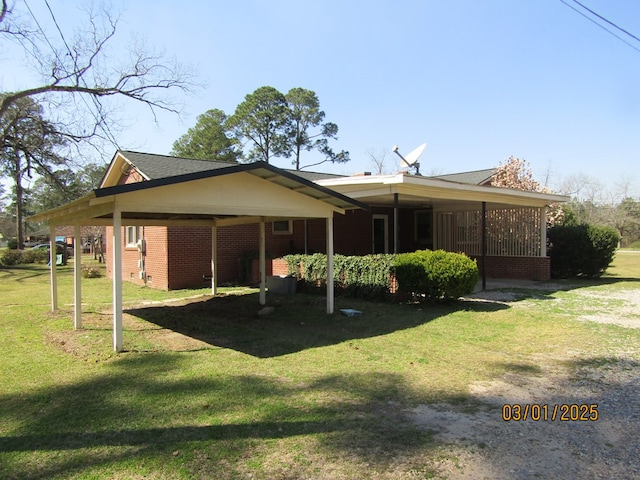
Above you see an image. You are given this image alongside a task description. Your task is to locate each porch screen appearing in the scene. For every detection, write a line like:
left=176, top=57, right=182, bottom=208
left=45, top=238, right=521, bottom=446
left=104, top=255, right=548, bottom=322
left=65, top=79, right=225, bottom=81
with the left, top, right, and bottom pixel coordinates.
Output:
left=435, top=207, right=543, bottom=257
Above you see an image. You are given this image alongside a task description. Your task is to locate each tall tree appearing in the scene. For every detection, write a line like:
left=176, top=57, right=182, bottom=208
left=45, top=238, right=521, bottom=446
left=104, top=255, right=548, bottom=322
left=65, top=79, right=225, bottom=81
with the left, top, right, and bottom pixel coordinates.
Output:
left=285, top=88, right=350, bottom=170
left=171, top=109, right=240, bottom=162
left=228, top=86, right=291, bottom=163
left=1, top=96, right=68, bottom=247
left=492, top=156, right=563, bottom=226
left=0, top=0, right=193, bottom=160
left=29, top=162, right=106, bottom=213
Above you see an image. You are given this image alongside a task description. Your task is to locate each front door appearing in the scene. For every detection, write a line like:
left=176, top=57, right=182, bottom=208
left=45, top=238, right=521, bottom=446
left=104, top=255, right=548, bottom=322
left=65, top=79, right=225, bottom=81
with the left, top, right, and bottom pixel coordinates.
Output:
left=373, top=215, right=388, bottom=253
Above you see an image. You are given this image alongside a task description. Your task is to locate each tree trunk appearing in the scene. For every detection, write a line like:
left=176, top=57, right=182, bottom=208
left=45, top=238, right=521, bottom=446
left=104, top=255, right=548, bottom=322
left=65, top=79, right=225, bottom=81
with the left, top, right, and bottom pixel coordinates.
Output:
left=14, top=161, right=24, bottom=248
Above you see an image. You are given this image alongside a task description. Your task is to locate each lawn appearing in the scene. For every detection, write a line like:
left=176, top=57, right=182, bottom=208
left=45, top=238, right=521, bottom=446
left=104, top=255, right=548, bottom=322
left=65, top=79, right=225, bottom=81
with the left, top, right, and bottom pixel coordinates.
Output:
left=0, top=253, right=639, bottom=479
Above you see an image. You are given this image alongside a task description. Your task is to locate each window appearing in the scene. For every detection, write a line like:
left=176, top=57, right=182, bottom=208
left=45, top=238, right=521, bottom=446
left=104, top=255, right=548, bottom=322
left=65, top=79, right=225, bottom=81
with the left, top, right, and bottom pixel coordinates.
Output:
left=415, top=210, right=433, bottom=245
left=272, top=220, right=293, bottom=235
left=125, top=226, right=140, bottom=247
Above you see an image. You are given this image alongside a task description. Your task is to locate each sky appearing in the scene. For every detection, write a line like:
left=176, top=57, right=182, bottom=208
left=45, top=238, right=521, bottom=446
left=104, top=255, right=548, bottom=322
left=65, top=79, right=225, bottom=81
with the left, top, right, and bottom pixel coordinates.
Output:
left=3, top=0, right=640, bottom=196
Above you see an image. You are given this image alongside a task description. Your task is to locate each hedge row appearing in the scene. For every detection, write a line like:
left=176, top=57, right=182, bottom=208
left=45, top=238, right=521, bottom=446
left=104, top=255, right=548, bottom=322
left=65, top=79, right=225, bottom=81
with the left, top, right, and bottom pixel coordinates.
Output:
left=282, top=250, right=478, bottom=301
left=0, top=248, right=51, bottom=266
left=283, top=253, right=396, bottom=300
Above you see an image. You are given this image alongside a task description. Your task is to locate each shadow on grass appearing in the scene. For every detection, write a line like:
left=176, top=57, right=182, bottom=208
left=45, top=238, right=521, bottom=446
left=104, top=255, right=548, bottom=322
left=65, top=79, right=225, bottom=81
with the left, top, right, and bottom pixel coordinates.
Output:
left=1, top=353, right=638, bottom=479
left=0, top=354, right=448, bottom=479
left=124, top=293, right=508, bottom=358
left=0, top=264, right=68, bottom=282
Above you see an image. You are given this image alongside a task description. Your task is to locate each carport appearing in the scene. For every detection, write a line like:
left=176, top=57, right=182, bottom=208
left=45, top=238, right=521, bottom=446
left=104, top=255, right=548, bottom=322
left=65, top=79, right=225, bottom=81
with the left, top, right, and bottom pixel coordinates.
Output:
left=30, top=161, right=367, bottom=352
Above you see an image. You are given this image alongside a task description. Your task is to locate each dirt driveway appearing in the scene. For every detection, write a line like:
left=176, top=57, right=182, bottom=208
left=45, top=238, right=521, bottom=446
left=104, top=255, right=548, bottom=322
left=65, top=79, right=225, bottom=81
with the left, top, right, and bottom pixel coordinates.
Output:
left=408, top=279, right=640, bottom=479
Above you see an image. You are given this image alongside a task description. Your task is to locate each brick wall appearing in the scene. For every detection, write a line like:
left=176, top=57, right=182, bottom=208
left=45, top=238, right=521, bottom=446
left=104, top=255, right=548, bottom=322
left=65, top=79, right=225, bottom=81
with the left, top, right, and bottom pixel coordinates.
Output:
left=272, top=258, right=289, bottom=276
left=105, top=226, right=170, bottom=289
left=473, top=255, right=551, bottom=281
left=106, top=207, right=551, bottom=289
left=167, top=226, right=211, bottom=289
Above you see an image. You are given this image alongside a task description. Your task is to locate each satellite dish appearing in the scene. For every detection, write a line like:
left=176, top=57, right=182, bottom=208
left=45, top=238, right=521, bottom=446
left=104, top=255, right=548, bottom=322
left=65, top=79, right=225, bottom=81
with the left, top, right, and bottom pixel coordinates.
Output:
left=392, top=142, right=427, bottom=175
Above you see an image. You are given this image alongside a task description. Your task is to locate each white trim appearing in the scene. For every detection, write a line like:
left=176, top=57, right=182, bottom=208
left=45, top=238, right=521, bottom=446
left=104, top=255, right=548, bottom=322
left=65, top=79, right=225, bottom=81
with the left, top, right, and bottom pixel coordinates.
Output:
left=317, top=173, right=569, bottom=207
left=541, top=207, right=547, bottom=257
left=326, top=215, right=334, bottom=314
left=112, top=207, right=123, bottom=352
left=125, top=225, right=140, bottom=247
left=73, top=224, right=82, bottom=330
left=49, top=223, right=58, bottom=311
left=259, top=218, right=266, bottom=306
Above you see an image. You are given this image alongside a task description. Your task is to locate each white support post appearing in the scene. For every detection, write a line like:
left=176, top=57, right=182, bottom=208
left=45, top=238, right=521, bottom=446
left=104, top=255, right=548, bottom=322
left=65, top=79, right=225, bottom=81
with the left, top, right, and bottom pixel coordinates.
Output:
left=73, top=224, right=82, bottom=330
left=211, top=222, right=218, bottom=296
left=259, top=218, right=266, bottom=305
left=326, top=214, right=334, bottom=314
left=49, top=223, right=58, bottom=311
left=112, top=208, right=123, bottom=352
left=540, top=207, right=547, bottom=257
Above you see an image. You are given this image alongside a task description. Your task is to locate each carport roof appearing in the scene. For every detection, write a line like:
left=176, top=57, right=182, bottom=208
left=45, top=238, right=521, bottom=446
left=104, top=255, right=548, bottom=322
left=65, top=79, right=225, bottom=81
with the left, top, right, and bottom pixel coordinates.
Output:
left=30, top=152, right=368, bottom=226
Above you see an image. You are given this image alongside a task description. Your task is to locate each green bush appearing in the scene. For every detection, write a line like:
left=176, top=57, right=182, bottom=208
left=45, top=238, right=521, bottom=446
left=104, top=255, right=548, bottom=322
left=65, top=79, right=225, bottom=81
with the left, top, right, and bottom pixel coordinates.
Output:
left=394, top=249, right=478, bottom=301
left=0, top=248, right=52, bottom=266
left=283, top=253, right=396, bottom=299
left=19, top=249, right=36, bottom=264
left=7, top=238, right=18, bottom=250
left=31, top=248, right=51, bottom=264
left=1, top=249, right=23, bottom=266
left=548, top=224, right=619, bottom=278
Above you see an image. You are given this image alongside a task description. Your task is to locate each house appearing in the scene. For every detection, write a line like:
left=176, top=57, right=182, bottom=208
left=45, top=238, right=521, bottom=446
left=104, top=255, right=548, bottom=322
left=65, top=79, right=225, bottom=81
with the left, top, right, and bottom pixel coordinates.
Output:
left=97, top=151, right=566, bottom=289
left=30, top=151, right=368, bottom=351
left=30, top=150, right=568, bottom=351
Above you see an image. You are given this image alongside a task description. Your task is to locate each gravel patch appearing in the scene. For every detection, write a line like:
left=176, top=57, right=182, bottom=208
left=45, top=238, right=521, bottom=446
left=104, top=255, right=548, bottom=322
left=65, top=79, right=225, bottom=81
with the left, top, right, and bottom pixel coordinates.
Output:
left=408, top=355, right=640, bottom=479
left=414, top=280, right=640, bottom=478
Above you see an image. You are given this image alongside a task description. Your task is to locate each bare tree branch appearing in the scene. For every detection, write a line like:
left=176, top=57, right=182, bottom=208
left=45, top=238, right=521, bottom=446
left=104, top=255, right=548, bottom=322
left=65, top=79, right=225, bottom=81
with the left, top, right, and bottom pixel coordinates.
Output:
left=1, top=2, right=196, bottom=146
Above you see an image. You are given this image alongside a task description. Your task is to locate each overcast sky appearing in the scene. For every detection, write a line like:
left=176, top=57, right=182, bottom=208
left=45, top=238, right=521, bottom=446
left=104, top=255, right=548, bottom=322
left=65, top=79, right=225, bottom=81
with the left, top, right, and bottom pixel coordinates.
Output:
left=3, top=0, right=640, bottom=195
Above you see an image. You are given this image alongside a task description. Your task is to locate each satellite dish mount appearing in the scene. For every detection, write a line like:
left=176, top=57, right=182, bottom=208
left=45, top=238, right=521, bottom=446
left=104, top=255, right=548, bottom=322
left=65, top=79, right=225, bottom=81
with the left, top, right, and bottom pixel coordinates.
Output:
left=392, top=143, right=427, bottom=175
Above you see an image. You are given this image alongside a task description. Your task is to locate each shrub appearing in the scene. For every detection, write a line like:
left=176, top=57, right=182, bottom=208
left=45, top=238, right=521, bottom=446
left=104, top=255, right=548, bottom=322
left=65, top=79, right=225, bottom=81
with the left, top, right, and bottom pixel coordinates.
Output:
left=31, top=248, right=51, bottom=264
left=394, top=249, right=478, bottom=301
left=548, top=224, right=619, bottom=278
left=81, top=265, right=102, bottom=278
left=1, top=249, right=23, bottom=266
left=7, top=238, right=18, bottom=250
left=19, top=249, right=36, bottom=264
left=0, top=248, right=51, bottom=266
left=283, top=253, right=396, bottom=299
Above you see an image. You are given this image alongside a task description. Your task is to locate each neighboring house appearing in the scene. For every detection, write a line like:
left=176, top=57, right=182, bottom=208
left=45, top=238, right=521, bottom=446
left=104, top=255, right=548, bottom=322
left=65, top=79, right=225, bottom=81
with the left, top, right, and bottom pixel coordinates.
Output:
left=96, top=151, right=567, bottom=289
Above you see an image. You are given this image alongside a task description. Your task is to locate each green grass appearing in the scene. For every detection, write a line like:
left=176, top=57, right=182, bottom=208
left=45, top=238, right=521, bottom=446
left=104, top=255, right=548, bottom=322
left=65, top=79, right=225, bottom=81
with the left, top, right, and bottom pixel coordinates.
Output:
left=1, top=253, right=639, bottom=479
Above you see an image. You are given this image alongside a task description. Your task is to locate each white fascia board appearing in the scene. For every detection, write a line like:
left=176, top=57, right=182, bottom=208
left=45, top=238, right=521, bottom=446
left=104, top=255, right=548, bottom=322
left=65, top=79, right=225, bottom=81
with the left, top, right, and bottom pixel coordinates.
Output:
left=316, top=173, right=404, bottom=187
left=318, top=173, right=569, bottom=206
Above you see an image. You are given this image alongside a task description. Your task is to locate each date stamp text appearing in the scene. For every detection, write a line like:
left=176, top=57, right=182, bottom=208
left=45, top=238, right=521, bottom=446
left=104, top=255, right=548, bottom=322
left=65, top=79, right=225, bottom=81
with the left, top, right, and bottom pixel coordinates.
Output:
left=502, top=403, right=599, bottom=421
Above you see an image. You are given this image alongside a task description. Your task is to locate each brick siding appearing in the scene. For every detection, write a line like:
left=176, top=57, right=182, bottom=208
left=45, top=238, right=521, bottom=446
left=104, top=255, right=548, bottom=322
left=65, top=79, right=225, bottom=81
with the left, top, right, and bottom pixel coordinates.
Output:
left=473, top=255, right=551, bottom=281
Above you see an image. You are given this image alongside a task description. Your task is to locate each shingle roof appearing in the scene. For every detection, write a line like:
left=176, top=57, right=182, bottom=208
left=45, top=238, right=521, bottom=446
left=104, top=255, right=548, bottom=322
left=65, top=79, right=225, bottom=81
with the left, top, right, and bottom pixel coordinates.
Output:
left=119, top=151, right=345, bottom=183
left=120, top=151, right=233, bottom=179
left=120, top=151, right=496, bottom=187
left=430, top=168, right=496, bottom=185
